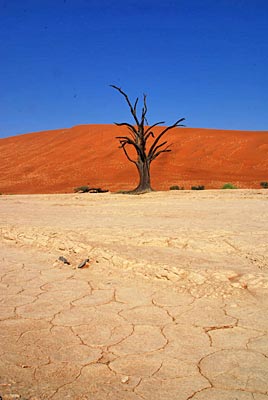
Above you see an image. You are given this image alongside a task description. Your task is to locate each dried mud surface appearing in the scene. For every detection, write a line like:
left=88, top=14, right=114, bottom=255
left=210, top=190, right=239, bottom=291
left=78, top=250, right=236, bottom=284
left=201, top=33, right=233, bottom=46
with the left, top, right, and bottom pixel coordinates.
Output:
left=0, top=190, right=268, bottom=399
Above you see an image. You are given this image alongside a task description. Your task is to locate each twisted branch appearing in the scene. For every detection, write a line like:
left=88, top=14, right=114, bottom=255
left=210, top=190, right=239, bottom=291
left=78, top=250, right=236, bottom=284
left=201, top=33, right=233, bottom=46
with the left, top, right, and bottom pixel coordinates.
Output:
left=110, top=85, right=140, bottom=126
left=148, top=118, right=185, bottom=159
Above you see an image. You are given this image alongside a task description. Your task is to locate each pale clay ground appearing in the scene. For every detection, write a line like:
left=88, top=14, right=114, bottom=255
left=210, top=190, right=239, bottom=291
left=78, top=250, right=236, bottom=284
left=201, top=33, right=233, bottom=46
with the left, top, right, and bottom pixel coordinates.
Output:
left=0, top=190, right=268, bottom=400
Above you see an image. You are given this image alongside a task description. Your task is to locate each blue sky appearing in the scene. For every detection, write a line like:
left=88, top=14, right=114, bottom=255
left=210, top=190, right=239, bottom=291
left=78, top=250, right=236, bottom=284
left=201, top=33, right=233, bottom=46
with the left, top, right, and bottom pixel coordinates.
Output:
left=0, top=0, right=268, bottom=138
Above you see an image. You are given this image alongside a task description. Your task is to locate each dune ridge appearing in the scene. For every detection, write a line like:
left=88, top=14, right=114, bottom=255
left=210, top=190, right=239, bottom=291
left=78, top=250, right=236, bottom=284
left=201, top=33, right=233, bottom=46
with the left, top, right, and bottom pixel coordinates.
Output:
left=0, top=124, right=267, bottom=194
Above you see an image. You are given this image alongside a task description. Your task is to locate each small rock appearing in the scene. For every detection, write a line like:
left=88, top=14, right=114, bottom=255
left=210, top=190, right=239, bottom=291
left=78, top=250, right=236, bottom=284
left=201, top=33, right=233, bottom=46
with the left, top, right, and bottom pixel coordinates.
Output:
left=78, top=258, right=90, bottom=269
left=58, top=256, right=70, bottom=265
left=121, top=376, right=129, bottom=384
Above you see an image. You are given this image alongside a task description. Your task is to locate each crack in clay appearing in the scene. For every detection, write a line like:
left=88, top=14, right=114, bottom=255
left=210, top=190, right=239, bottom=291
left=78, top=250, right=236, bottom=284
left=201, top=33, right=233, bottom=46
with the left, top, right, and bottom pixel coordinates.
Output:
left=16, top=326, right=48, bottom=343
left=130, top=377, right=143, bottom=395
left=70, top=326, right=88, bottom=346
left=246, top=333, right=267, bottom=350
left=107, top=324, right=135, bottom=350
left=186, top=385, right=212, bottom=400
left=49, top=307, right=71, bottom=327
left=185, top=356, right=214, bottom=399
left=33, top=357, right=52, bottom=380
left=151, top=361, right=163, bottom=377
left=205, top=324, right=236, bottom=332
left=133, top=378, right=146, bottom=399
left=105, top=359, right=117, bottom=376
left=222, top=306, right=239, bottom=326
left=151, top=299, right=176, bottom=322
left=97, top=349, right=115, bottom=365
left=108, top=321, right=169, bottom=355
left=48, top=365, right=85, bottom=400
left=69, top=292, right=94, bottom=307
left=203, top=329, right=213, bottom=347
left=159, top=326, right=169, bottom=350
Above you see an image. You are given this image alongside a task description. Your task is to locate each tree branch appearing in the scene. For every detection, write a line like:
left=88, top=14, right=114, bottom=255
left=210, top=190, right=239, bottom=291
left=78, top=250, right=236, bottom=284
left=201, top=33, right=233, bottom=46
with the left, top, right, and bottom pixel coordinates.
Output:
left=148, top=118, right=185, bottom=159
left=120, top=142, right=137, bottom=164
left=149, top=141, right=168, bottom=159
left=144, top=121, right=165, bottom=136
left=114, top=122, right=137, bottom=140
left=134, top=97, right=139, bottom=113
left=116, top=136, right=143, bottom=156
left=114, top=122, right=138, bottom=135
left=141, top=94, right=148, bottom=125
left=110, top=85, right=140, bottom=126
left=144, top=131, right=155, bottom=142
left=144, top=121, right=165, bottom=143
left=151, top=145, right=172, bottom=161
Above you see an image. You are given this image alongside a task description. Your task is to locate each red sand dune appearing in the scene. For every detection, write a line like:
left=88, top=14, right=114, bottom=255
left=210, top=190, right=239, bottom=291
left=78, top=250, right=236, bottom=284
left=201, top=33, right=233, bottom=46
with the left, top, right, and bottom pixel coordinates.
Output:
left=0, top=124, right=267, bottom=194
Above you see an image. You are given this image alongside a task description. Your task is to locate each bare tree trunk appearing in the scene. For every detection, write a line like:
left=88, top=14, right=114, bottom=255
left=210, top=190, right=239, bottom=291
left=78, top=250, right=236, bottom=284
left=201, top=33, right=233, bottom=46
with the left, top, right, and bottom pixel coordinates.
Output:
left=133, top=159, right=152, bottom=193
left=111, top=85, right=185, bottom=194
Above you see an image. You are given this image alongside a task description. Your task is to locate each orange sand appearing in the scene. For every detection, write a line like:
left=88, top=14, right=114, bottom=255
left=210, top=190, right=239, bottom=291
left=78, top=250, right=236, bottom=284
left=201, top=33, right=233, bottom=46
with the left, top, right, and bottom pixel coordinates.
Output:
left=0, top=124, right=267, bottom=193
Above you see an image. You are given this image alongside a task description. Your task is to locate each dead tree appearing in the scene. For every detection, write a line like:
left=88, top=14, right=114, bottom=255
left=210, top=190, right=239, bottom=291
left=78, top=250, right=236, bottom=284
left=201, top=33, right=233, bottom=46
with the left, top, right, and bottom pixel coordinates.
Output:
left=111, top=85, right=185, bottom=194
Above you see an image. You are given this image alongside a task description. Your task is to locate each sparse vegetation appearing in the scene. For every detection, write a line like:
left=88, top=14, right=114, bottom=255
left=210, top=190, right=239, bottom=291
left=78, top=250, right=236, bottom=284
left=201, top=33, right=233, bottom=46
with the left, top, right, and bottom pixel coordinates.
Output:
left=260, top=182, right=268, bottom=189
left=74, top=186, right=109, bottom=193
left=191, top=185, right=205, bottom=190
left=89, top=188, right=109, bottom=193
left=170, top=185, right=181, bottom=190
left=74, top=186, right=90, bottom=193
left=222, top=183, right=238, bottom=189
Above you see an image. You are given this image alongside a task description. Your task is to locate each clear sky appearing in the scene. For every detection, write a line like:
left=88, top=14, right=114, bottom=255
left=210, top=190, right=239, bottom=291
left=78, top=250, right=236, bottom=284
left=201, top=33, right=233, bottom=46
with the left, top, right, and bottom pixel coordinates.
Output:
left=0, top=0, right=268, bottom=138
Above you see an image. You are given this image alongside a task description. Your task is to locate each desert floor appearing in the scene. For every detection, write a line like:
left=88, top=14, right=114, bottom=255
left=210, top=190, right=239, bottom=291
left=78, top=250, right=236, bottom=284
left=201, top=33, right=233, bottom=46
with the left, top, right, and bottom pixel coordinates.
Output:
left=0, top=190, right=268, bottom=400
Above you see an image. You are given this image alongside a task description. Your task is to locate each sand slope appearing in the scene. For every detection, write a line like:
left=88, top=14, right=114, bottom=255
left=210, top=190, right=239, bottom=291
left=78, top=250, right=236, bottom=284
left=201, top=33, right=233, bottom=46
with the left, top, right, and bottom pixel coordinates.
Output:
left=0, top=124, right=267, bottom=193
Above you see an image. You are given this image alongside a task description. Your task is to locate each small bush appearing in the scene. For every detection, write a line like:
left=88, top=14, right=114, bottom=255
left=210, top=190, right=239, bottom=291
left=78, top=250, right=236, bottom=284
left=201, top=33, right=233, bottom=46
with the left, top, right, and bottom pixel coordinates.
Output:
left=74, top=186, right=90, bottom=193
left=191, top=185, right=205, bottom=190
left=88, top=188, right=109, bottom=193
left=260, top=182, right=268, bottom=189
left=222, top=183, right=237, bottom=189
left=170, top=185, right=185, bottom=190
left=74, top=186, right=109, bottom=193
